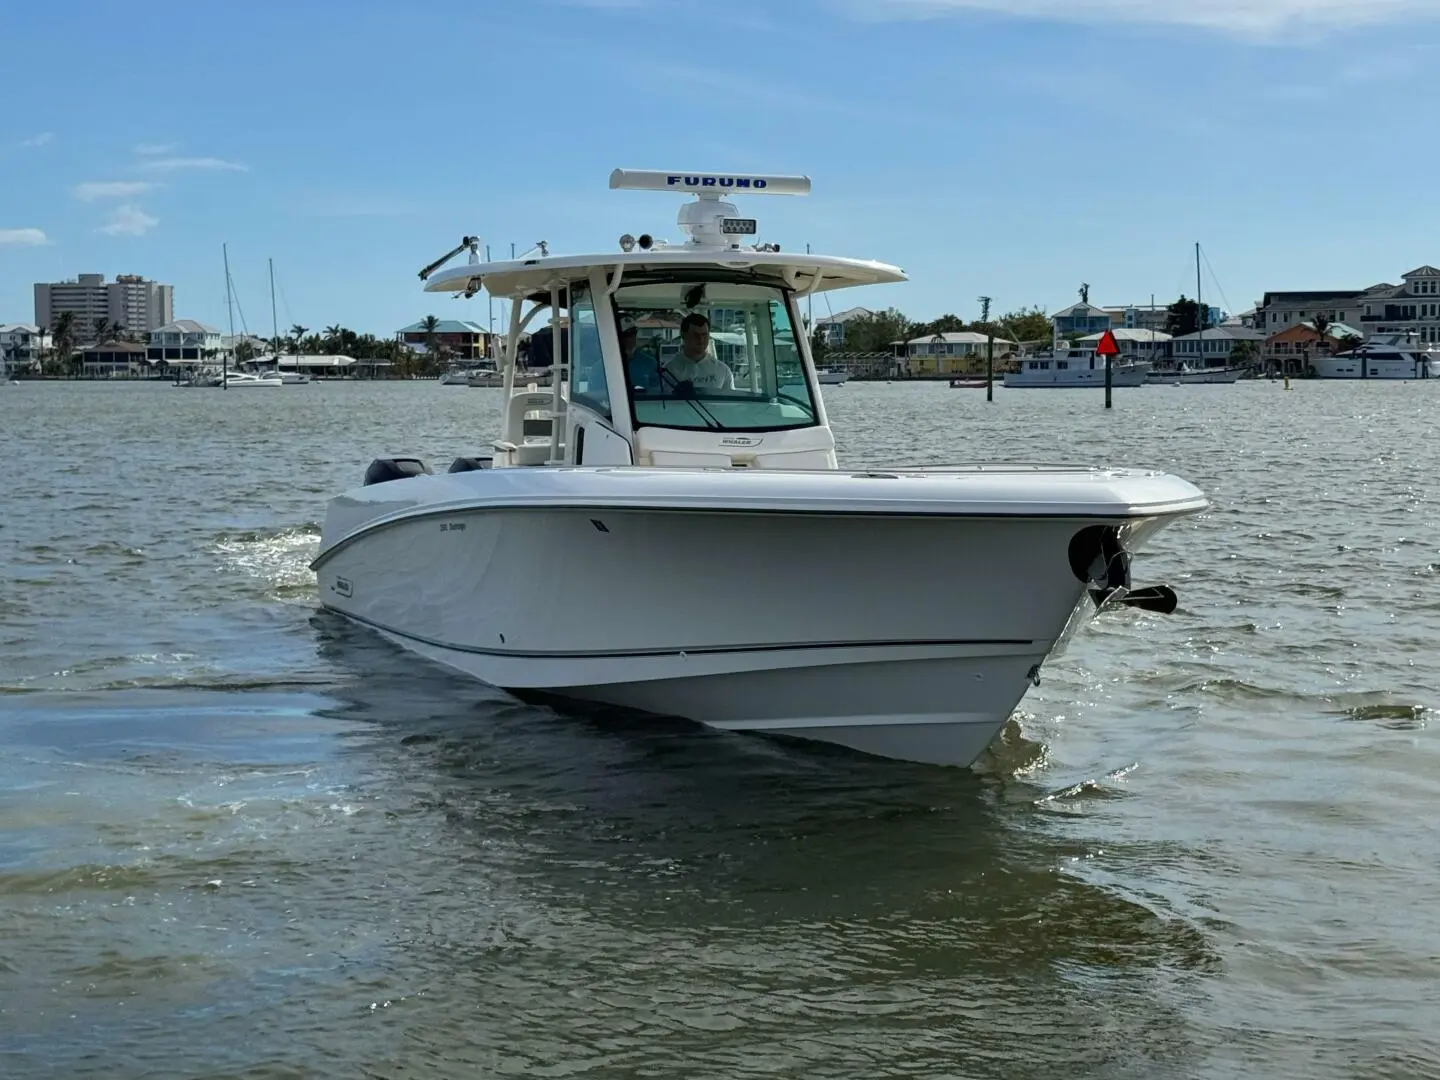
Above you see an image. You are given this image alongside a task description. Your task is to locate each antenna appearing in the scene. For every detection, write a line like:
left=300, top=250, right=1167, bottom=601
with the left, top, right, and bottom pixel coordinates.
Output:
left=418, top=236, right=480, bottom=281
left=609, top=169, right=810, bottom=250
left=608, top=169, right=811, bottom=196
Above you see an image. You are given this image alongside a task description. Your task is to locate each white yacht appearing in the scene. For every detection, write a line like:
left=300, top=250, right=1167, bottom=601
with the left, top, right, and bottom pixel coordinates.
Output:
left=1311, top=332, right=1440, bottom=380
left=816, top=367, right=849, bottom=385
left=1146, top=362, right=1243, bottom=385
left=310, top=170, right=1208, bottom=768
left=1004, top=347, right=1150, bottom=388
left=224, top=370, right=284, bottom=388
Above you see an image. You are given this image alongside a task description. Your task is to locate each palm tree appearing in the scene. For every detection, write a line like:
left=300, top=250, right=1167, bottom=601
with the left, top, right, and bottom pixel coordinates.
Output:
left=324, top=324, right=342, bottom=352
left=92, top=317, right=111, bottom=344
left=420, top=314, right=441, bottom=367
left=1302, top=314, right=1333, bottom=377
left=285, top=324, right=307, bottom=359
left=51, top=311, right=77, bottom=377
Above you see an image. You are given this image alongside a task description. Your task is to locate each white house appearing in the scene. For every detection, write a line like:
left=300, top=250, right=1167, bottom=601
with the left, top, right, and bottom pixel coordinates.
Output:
left=0, top=323, right=51, bottom=375
left=147, top=319, right=224, bottom=365
left=1354, top=265, right=1440, bottom=343
left=893, top=331, right=1018, bottom=374
left=811, top=306, right=874, bottom=348
left=1170, top=325, right=1265, bottom=365
left=1075, top=327, right=1172, bottom=362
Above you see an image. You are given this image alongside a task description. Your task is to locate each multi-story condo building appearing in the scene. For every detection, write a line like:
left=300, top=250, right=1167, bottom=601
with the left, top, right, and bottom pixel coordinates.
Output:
left=34, top=273, right=174, bottom=338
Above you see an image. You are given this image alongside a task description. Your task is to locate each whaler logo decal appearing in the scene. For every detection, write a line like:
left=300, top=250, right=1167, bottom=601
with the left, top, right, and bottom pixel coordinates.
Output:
left=720, top=435, right=763, bottom=447
left=667, top=175, right=769, bottom=190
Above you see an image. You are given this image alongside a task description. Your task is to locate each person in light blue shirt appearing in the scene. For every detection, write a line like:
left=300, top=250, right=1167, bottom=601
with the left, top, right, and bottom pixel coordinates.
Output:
left=619, top=315, right=662, bottom=394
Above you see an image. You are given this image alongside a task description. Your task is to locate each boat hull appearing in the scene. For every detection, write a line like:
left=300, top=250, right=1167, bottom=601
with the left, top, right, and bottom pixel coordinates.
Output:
left=1148, top=366, right=1243, bottom=384
left=312, top=468, right=1202, bottom=767
left=1311, top=356, right=1440, bottom=379
left=1003, top=364, right=1149, bottom=388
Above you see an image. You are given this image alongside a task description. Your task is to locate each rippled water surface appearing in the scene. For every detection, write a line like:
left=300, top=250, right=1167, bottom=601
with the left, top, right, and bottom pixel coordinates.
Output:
left=2, top=379, right=1438, bottom=1079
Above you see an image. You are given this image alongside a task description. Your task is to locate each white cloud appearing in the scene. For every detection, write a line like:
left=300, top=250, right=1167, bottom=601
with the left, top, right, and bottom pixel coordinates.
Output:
left=98, top=205, right=159, bottom=237
left=132, top=142, right=176, bottom=155
left=73, top=180, right=159, bottom=201
left=19, top=132, right=54, bottom=148
left=0, top=228, right=49, bottom=245
left=834, top=0, right=1440, bottom=37
left=139, top=156, right=247, bottom=172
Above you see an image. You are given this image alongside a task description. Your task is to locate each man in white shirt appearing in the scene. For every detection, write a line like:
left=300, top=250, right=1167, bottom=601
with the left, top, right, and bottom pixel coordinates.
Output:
left=661, top=313, right=733, bottom=395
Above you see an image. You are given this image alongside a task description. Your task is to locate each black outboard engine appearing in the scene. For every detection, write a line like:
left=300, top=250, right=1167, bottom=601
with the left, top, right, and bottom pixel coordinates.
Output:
left=363, top=457, right=431, bottom=486
left=1068, top=524, right=1178, bottom=615
left=447, top=456, right=493, bottom=473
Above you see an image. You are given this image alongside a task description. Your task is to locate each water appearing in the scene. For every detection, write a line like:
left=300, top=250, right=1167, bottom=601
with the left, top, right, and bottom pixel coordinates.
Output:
left=2, top=379, right=1437, bottom=1079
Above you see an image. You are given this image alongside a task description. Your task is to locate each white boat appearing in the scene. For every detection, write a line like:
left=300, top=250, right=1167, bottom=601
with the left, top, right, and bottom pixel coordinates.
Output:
left=278, top=370, right=311, bottom=385
left=310, top=169, right=1208, bottom=768
left=175, top=369, right=222, bottom=387
left=816, top=367, right=849, bottom=385
left=439, top=369, right=472, bottom=385
left=1311, top=332, right=1440, bottom=380
left=1146, top=362, right=1243, bottom=385
left=1004, top=348, right=1150, bottom=388
left=224, top=370, right=283, bottom=388
left=466, top=367, right=516, bottom=387
left=1153, top=243, right=1245, bottom=386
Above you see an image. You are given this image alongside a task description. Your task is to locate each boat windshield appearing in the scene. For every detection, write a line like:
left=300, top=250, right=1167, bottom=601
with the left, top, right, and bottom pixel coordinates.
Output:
left=613, top=278, right=818, bottom=432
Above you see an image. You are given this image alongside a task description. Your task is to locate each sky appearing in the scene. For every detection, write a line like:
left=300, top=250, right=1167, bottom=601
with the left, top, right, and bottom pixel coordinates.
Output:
left=3, top=0, right=1439, bottom=335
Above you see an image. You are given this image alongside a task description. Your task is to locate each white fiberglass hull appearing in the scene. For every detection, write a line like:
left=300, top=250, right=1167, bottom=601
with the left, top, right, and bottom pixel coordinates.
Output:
left=1004, top=363, right=1150, bottom=388
left=224, top=373, right=284, bottom=388
left=311, top=466, right=1204, bottom=767
left=1148, top=366, right=1243, bottom=384
left=1311, top=356, right=1440, bottom=380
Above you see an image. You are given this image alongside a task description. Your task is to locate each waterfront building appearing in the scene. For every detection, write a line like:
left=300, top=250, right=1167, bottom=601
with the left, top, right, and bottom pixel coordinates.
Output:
left=147, top=320, right=223, bottom=365
left=395, top=319, right=496, bottom=360
left=0, top=323, right=50, bottom=374
left=893, top=331, right=1018, bottom=376
left=1075, top=327, right=1173, bottom=362
left=1171, top=325, right=1266, bottom=366
left=34, top=273, right=173, bottom=337
left=812, top=306, right=874, bottom=348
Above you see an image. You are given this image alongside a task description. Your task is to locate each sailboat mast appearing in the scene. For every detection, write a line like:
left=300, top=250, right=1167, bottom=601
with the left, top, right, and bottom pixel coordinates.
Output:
left=222, top=243, right=234, bottom=389
left=269, top=258, right=280, bottom=362
left=1196, top=241, right=1204, bottom=367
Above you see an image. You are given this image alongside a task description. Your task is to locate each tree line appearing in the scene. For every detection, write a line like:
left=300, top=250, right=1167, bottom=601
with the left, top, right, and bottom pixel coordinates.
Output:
left=8, top=313, right=446, bottom=379
left=808, top=306, right=1055, bottom=359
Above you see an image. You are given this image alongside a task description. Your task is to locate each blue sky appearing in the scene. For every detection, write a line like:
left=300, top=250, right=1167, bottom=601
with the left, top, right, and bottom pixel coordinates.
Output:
left=3, top=0, right=1438, bottom=335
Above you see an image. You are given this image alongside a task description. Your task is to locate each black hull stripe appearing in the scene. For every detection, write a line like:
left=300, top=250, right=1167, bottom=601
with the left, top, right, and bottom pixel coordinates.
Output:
left=323, top=604, right=1034, bottom=660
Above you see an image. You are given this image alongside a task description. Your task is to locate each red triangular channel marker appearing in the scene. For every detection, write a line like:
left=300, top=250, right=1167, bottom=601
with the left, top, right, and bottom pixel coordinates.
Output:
left=1095, top=329, right=1120, bottom=357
